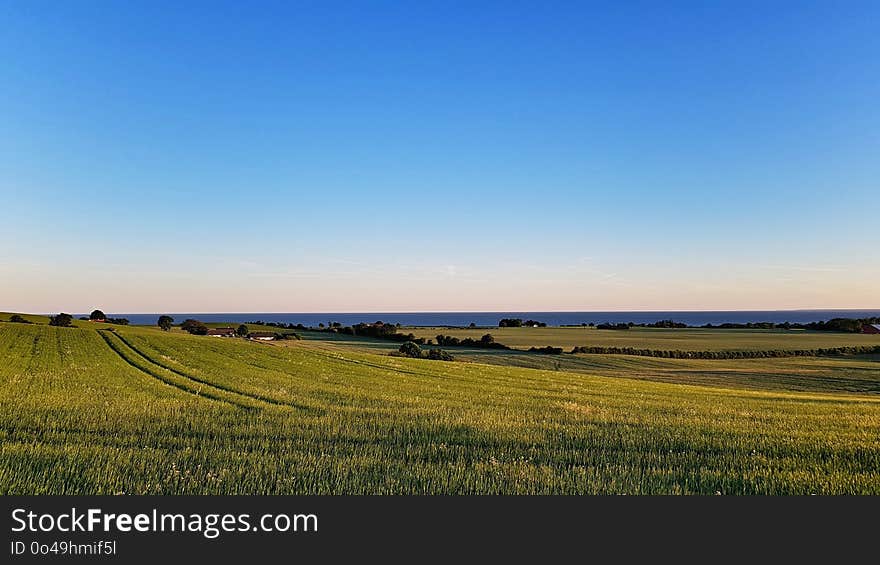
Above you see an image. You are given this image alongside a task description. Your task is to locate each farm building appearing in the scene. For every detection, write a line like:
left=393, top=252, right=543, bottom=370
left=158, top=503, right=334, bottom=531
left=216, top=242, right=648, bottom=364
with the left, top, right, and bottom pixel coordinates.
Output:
left=206, top=327, right=235, bottom=337
left=862, top=324, right=880, bottom=334
left=248, top=331, right=276, bottom=341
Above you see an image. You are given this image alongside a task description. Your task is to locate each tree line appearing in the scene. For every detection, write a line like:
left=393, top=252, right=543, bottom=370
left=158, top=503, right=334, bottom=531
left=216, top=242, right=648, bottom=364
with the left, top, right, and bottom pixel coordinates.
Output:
left=580, top=317, right=878, bottom=333
left=434, top=333, right=510, bottom=350
left=701, top=317, right=880, bottom=333
left=159, top=317, right=298, bottom=340
left=331, top=322, right=426, bottom=344
left=569, top=345, right=880, bottom=359
left=499, top=319, right=547, bottom=327
left=314, top=322, right=515, bottom=351
left=41, top=309, right=130, bottom=327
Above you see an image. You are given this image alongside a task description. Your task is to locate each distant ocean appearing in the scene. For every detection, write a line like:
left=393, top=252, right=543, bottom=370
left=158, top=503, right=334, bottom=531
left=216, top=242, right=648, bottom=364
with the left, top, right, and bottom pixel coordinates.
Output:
left=104, top=311, right=880, bottom=328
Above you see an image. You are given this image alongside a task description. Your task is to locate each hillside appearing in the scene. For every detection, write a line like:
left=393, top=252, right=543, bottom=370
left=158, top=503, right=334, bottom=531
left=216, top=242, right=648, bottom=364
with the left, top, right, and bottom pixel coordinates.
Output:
left=404, top=326, right=880, bottom=351
left=2, top=321, right=879, bottom=494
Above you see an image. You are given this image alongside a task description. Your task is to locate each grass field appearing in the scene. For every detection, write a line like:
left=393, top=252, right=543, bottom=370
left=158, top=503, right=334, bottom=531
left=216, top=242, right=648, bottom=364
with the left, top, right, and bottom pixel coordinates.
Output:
left=403, top=326, right=880, bottom=351
left=2, top=319, right=880, bottom=494
left=298, top=331, right=880, bottom=395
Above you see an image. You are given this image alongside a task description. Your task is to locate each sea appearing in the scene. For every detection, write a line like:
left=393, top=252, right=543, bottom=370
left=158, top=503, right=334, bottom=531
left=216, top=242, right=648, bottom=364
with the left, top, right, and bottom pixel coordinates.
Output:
left=104, top=310, right=880, bottom=328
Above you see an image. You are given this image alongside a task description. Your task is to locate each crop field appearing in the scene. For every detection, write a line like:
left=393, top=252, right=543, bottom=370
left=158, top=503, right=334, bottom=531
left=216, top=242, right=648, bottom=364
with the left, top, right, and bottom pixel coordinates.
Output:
left=0, top=312, right=53, bottom=324
left=2, top=320, right=880, bottom=494
left=297, top=332, right=880, bottom=395
left=401, top=326, right=880, bottom=351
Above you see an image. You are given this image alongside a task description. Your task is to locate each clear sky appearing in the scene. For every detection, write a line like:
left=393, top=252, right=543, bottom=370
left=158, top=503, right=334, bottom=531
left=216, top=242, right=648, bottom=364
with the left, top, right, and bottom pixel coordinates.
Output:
left=1, top=1, right=878, bottom=313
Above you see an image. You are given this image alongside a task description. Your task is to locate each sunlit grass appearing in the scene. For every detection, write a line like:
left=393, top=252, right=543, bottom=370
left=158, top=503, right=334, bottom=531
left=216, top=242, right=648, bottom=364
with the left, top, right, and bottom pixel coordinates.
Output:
left=1, top=323, right=878, bottom=494
left=404, top=325, right=880, bottom=351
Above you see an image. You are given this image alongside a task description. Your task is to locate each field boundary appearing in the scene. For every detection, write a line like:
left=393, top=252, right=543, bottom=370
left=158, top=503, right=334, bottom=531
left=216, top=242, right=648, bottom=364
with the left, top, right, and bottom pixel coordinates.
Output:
left=569, top=345, right=880, bottom=359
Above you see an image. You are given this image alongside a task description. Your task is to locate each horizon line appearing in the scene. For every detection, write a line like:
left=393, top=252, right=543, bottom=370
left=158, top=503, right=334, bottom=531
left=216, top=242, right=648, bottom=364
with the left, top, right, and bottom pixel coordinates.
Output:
left=10, top=307, right=880, bottom=316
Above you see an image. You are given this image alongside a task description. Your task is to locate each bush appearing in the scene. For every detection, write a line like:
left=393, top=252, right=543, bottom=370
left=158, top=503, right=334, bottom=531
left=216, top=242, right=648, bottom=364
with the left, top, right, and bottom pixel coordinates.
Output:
left=436, top=334, right=460, bottom=346
left=9, top=314, right=32, bottom=324
left=393, top=343, right=454, bottom=361
left=426, top=348, right=455, bottom=361
left=275, top=332, right=301, bottom=340
left=89, top=309, right=106, bottom=321
left=398, top=341, right=423, bottom=358
left=48, top=313, right=73, bottom=327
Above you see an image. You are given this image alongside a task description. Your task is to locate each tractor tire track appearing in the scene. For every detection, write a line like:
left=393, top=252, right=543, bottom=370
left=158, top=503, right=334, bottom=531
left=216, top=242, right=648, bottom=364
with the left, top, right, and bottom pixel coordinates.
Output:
left=98, top=331, right=255, bottom=410
left=112, top=332, right=321, bottom=413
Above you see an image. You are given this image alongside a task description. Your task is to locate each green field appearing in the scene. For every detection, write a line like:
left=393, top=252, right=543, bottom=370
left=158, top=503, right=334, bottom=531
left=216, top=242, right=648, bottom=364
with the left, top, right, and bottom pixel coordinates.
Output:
left=298, top=332, right=880, bottom=395
left=404, top=326, right=880, bottom=351
left=2, top=318, right=880, bottom=494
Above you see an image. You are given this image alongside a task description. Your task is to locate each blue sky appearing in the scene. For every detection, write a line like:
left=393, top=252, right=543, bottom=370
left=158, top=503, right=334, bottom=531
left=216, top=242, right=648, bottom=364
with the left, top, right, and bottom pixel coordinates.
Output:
left=1, top=1, right=878, bottom=312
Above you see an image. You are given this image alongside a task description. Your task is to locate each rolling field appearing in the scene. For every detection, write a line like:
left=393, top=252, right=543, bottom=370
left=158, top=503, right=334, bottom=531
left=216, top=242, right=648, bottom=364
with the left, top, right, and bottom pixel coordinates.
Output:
left=2, top=320, right=880, bottom=494
left=403, top=326, right=880, bottom=351
left=299, top=330, right=880, bottom=394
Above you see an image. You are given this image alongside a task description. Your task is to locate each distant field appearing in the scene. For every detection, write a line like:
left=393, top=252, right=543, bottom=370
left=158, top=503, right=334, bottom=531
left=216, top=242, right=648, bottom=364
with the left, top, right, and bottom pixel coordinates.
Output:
left=1, top=312, right=131, bottom=329
left=0, top=314, right=285, bottom=334
left=0, top=312, right=53, bottom=325
left=402, top=326, right=880, bottom=351
left=3, top=317, right=880, bottom=494
left=297, top=331, right=880, bottom=395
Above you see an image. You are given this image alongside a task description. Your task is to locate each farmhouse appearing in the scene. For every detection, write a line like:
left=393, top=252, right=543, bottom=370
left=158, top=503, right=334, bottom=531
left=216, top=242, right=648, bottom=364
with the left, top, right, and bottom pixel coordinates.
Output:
left=248, top=331, right=276, bottom=341
left=206, top=327, right=235, bottom=337
left=862, top=324, right=880, bottom=335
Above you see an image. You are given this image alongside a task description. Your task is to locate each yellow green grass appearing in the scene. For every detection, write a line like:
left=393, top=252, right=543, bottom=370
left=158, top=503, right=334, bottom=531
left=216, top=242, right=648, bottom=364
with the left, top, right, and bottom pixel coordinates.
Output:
left=301, top=330, right=880, bottom=395
left=404, top=326, right=880, bottom=351
left=2, top=321, right=879, bottom=494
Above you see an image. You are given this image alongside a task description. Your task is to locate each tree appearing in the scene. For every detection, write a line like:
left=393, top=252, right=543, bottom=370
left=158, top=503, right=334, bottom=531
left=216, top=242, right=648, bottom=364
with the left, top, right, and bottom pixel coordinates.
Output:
left=49, top=313, right=73, bottom=327
left=398, top=341, right=423, bottom=358
left=157, top=315, right=174, bottom=331
left=180, top=319, right=208, bottom=335
left=9, top=314, right=31, bottom=324
left=89, top=309, right=106, bottom=321
left=236, top=324, right=248, bottom=337
left=468, top=322, right=477, bottom=328
left=480, top=333, right=495, bottom=344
